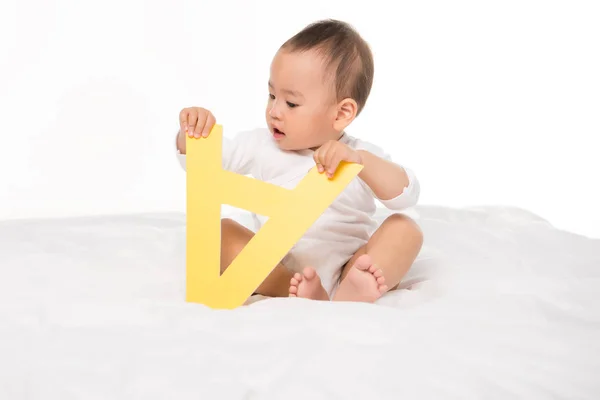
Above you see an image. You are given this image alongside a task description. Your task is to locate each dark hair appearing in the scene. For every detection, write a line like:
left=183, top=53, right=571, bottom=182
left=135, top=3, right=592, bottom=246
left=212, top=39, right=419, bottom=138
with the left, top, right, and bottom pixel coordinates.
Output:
left=281, top=19, right=374, bottom=116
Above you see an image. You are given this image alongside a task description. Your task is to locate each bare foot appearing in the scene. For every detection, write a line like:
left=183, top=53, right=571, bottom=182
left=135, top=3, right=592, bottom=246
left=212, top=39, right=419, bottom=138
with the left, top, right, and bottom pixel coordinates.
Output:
left=333, top=254, right=389, bottom=303
left=288, top=267, right=329, bottom=301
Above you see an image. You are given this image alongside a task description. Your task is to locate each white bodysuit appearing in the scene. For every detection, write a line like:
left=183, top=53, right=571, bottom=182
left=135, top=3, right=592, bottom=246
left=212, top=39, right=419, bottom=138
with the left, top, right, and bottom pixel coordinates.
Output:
left=176, top=127, right=420, bottom=296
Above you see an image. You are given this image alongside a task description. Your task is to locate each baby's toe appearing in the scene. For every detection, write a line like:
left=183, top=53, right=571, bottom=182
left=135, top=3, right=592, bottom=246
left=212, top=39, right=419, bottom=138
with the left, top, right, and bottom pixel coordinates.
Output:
left=302, top=267, right=317, bottom=280
left=366, top=263, right=376, bottom=272
left=354, top=254, right=372, bottom=271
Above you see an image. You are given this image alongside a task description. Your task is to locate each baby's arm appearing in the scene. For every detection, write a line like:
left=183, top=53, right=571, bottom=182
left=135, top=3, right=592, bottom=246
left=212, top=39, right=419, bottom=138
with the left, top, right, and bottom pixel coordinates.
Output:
left=355, top=142, right=420, bottom=210
left=357, top=150, right=410, bottom=201
left=312, top=138, right=419, bottom=210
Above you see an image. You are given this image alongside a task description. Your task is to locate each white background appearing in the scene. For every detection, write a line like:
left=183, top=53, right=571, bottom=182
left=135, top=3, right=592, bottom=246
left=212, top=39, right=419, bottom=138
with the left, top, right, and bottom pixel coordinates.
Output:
left=1, top=0, right=599, bottom=238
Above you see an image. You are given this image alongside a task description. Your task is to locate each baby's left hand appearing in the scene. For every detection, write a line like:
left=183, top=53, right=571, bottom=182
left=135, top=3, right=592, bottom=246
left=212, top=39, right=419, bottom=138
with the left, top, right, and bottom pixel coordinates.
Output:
left=313, top=140, right=363, bottom=179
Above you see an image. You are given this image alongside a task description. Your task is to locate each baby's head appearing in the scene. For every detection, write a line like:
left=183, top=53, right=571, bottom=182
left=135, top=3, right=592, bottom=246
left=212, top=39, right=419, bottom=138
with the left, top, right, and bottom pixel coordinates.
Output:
left=266, top=19, right=374, bottom=151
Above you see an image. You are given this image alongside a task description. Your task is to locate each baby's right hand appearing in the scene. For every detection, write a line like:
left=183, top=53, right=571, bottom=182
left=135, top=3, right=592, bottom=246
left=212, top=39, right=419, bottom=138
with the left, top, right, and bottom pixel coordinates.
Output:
left=179, top=107, right=216, bottom=139
left=177, top=107, right=216, bottom=154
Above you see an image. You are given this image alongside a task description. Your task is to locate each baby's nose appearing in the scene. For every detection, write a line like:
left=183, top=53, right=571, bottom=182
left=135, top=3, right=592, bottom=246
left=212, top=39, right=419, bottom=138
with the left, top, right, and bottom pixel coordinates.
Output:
left=269, top=103, right=282, bottom=119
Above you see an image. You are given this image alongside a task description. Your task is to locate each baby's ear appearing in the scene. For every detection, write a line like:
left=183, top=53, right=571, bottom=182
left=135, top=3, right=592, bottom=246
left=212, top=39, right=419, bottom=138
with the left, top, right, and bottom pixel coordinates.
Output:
left=333, top=98, right=358, bottom=131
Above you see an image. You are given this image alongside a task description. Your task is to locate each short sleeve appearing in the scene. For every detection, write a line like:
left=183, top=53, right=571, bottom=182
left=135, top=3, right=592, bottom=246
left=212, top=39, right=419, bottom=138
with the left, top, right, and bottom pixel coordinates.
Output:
left=349, top=137, right=421, bottom=211
left=175, top=128, right=262, bottom=176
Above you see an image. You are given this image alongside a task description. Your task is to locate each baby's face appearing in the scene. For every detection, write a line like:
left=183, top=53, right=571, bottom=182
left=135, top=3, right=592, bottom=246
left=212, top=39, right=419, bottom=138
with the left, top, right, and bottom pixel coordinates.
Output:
left=265, top=49, right=342, bottom=151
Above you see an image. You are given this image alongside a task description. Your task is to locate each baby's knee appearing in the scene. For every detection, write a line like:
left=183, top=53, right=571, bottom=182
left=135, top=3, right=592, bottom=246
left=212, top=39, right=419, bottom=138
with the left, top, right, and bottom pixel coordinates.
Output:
left=220, top=218, right=252, bottom=254
left=221, top=217, right=238, bottom=233
left=382, top=213, right=423, bottom=243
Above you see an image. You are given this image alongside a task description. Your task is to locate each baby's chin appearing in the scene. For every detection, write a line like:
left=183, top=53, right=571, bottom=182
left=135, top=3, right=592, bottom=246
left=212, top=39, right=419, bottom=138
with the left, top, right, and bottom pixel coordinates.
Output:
left=268, top=129, right=324, bottom=151
left=270, top=132, right=298, bottom=150
left=277, top=139, right=327, bottom=152
left=274, top=140, right=301, bottom=151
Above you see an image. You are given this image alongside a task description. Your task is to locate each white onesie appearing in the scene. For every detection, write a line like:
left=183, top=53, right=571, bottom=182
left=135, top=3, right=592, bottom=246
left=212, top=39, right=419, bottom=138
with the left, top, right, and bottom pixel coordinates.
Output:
left=176, top=127, right=420, bottom=296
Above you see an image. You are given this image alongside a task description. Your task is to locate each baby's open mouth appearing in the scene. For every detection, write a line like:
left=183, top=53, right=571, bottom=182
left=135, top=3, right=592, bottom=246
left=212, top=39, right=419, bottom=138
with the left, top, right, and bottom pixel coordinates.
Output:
left=273, top=128, right=285, bottom=136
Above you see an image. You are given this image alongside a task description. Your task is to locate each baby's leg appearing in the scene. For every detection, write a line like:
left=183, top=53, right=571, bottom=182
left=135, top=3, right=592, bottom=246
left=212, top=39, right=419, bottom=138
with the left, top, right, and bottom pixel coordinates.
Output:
left=220, top=218, right=293, bottom=298
left=332, top=213, right=423, bottom=303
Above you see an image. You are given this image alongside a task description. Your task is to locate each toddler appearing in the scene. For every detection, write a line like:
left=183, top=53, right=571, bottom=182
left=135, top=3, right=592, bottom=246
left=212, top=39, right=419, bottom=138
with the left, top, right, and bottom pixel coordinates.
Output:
left=176, top=19, right=423, bottom=303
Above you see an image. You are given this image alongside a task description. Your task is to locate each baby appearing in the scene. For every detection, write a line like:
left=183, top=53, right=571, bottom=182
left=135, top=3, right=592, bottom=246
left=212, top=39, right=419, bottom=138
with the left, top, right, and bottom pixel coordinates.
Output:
left=175, top=19, right=423, bottom=303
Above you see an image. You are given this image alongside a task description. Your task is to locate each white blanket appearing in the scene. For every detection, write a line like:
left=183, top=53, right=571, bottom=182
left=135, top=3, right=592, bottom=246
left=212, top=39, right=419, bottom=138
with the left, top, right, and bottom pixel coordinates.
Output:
left=1, top=206, right=599, bottom=399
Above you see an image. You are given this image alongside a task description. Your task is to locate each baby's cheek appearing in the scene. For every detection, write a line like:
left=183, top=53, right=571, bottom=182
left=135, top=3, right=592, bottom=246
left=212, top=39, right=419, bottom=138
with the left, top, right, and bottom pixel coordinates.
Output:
left=306, top=114, right=325, bottom=132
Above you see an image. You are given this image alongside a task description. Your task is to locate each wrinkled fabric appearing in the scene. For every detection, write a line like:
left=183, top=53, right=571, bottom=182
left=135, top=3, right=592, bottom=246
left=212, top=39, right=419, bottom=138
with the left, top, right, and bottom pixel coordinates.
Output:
left=0, top=205, right=599, bottom=399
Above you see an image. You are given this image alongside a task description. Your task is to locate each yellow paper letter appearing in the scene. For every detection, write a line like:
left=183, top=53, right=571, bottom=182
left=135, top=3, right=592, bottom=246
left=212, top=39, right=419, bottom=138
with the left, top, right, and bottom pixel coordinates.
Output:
left=186, top=125, right=362, bottom=309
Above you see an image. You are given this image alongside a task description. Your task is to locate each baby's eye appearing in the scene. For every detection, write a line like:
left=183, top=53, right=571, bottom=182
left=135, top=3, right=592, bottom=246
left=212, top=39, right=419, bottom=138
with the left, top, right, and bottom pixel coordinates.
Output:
left=286, top=101, right=298, bottom=108
left=269, top=93, right=275, bottom=100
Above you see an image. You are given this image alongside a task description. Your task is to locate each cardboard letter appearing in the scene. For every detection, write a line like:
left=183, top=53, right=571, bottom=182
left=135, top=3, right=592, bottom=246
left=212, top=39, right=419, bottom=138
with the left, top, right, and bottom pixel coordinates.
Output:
left=186, top=124, right=362, bottom=309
